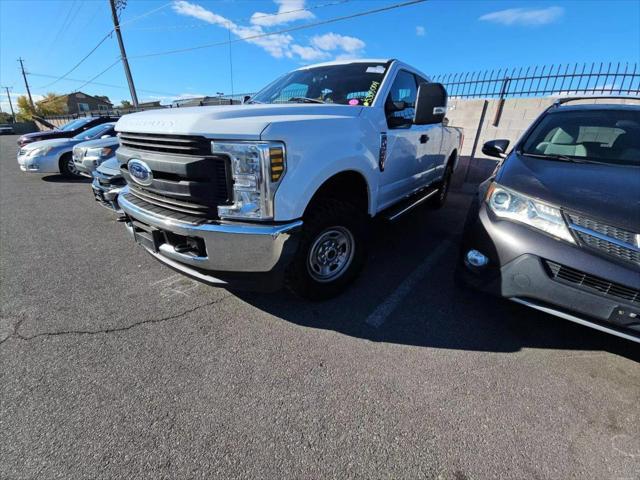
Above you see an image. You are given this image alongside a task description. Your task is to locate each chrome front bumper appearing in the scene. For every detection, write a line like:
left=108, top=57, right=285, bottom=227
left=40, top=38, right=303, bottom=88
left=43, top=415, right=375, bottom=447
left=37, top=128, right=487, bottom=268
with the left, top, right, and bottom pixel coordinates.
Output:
left=118, top=186, right=302, bottom=276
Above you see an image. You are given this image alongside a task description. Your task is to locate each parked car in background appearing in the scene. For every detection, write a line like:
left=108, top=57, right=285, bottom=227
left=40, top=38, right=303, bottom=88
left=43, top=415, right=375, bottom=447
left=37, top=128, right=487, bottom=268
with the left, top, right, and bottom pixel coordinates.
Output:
left=16, top=116, right=118, bottom=147
left=115, top=59, right=463, bottom=298
left=458, top=97, right=640, bottom=343
left=0, top=124, right=14, bottom=134
left=17, top=122, right=116, bottom=177
left=91, top=156, right=126, bottom=219
left=73, top=135, right=120, bottom=178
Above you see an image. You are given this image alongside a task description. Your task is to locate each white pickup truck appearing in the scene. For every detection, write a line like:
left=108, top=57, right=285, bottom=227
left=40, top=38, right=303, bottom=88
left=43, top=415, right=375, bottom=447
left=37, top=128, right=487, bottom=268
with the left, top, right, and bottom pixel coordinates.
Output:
left=115, top=59, right=463, bottom=298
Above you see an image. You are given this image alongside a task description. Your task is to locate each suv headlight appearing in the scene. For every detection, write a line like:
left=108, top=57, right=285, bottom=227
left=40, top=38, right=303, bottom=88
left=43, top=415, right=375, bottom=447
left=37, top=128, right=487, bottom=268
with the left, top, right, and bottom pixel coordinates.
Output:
left=213, top=141, right=286, bottom=220
left=486, top=183, right=575, bottom=243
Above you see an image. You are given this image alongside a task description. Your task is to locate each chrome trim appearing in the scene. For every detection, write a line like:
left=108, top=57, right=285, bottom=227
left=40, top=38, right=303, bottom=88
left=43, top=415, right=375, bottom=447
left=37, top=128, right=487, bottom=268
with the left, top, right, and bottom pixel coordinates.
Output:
left=387, top=188, right=438, bottom=221
left=511, top=298, right=640, bottom=344
left=568, top=223, right=640, bottom=253
left=119, top=185, right=302, bottom=272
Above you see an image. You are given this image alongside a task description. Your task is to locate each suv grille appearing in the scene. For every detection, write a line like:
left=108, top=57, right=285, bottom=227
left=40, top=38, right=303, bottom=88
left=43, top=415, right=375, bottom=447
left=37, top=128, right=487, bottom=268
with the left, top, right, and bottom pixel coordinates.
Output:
left=566, top=213, right=640, bottom=265
left=545, top=260, right=639, bottom=305
left=118, top=132, right=232, bottom=219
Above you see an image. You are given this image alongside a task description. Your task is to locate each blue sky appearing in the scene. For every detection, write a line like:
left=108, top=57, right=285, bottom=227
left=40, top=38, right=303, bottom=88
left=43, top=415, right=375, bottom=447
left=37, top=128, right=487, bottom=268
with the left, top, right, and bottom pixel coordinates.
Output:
left=1, top=0, right=638, bottom=111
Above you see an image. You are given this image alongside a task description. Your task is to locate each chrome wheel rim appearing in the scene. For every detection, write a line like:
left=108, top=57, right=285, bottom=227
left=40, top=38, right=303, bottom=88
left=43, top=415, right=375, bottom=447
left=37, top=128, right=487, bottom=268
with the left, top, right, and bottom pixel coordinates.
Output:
left=67, top=157, right=79, bottom=176
left=307, top=226, right=355, bottom=283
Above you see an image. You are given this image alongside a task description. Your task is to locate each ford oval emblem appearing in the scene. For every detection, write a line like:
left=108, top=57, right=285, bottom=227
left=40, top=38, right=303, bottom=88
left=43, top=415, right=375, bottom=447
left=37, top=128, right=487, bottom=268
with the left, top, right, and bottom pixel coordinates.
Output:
left=128, top=159, right=153, bottom=186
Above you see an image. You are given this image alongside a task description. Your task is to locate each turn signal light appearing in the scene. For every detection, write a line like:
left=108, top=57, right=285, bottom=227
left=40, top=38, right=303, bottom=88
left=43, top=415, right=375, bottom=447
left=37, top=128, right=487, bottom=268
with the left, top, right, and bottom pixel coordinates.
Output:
left=270, top=146, right=285, bottom=182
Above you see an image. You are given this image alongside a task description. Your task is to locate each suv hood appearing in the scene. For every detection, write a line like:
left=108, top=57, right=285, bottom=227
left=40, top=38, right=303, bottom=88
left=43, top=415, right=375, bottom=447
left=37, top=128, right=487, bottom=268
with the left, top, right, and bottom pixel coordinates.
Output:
left=498, top=152, right=640, bottom=231
left=115, top=103, right=363, bottom=139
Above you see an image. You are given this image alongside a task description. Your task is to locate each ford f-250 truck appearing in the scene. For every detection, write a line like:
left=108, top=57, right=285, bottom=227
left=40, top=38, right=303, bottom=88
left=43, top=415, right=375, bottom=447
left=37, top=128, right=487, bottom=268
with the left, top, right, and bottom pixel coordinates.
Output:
left=115, top=59, right=463, bottom=299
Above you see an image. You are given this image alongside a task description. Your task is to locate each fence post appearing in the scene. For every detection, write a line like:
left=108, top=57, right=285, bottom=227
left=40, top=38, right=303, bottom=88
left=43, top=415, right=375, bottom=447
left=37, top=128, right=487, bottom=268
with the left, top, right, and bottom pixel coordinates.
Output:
left=464, top=99, right=489, bottom=184
left=492, top=77, right=510, bottom=126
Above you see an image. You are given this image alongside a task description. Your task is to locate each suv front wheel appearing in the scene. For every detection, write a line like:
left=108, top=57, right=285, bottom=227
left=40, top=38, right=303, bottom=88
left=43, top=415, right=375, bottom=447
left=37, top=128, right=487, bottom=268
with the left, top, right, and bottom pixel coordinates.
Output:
left=286, top=198, right=367, bottom=300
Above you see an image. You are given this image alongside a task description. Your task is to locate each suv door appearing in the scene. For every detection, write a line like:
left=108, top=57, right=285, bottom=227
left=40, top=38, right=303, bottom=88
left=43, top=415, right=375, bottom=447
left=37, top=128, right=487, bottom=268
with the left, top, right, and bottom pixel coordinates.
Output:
left=377, top=70, right=422, bottom=210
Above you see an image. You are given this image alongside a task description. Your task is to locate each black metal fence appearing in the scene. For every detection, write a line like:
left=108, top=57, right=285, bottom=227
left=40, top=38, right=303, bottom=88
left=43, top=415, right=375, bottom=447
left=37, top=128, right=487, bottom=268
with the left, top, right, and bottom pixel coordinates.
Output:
left=432, top=62, right=640, bottom=99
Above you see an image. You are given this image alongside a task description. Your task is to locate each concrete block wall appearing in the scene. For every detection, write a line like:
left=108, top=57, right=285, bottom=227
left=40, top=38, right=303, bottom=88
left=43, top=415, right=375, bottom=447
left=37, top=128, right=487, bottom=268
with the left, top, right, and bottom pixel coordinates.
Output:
left=447, top=96, right=639, bottom=159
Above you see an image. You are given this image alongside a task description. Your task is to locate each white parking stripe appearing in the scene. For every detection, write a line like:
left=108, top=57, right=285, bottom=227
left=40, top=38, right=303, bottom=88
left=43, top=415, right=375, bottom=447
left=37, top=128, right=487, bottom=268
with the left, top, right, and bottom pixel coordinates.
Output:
left=365, top=240, right=453, bottom=328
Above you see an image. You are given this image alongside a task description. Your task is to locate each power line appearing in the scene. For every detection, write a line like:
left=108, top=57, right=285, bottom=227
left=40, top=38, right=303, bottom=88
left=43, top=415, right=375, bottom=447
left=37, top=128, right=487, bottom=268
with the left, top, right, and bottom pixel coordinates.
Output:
left=131, top=0, right=428, bottom=59
left=122, top=0, right=352, bottom=32
left=74, top=59, right=123, bottom=93
left=37, top=31, right=114, bottom=89
left=118, top=1, right=172, bottom=27
left=28, top=72, right=181, bottom=97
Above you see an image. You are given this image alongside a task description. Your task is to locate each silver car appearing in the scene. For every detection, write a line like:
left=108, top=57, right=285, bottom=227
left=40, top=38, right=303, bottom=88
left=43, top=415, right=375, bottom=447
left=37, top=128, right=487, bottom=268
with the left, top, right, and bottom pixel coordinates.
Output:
left=91, top=156, right=125, bottom=218
left=73, top=135, right=120, bottom=178
left=17, top=122, right=116, bottom=177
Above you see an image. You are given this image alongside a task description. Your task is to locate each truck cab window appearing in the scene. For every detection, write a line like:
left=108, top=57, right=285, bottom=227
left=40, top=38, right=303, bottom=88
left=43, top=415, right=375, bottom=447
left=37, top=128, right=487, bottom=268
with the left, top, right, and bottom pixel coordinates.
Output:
left=385, top=70, right=418, bottom=128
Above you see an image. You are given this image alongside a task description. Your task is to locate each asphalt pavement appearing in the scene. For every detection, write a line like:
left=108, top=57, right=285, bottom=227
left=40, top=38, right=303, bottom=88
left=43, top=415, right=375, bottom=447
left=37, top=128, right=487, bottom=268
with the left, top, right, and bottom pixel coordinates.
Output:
left=1, top=134, right=638, bottom=479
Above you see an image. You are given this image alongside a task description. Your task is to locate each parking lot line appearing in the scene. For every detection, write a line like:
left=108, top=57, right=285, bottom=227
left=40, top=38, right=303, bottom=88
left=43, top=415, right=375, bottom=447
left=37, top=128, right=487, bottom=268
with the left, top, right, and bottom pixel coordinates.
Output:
left=365, top=240, right=453, bottom=328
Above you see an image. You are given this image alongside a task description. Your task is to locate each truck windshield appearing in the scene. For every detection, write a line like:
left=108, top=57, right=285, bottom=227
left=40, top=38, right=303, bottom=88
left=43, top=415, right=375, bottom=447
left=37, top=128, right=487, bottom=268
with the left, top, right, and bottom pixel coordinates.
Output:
left=250, top=62, right=389, bottom=106
left=520, top=109, right=640, bottom=166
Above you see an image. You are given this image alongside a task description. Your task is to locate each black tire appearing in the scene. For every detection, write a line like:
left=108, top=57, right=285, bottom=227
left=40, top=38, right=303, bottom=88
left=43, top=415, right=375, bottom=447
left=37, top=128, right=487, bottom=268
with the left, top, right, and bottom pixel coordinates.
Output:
left=286, top=198, right=368, bottom=300
left=59, top=153, right=80, bottom=178
left=430, top=161, right=454, bottom=209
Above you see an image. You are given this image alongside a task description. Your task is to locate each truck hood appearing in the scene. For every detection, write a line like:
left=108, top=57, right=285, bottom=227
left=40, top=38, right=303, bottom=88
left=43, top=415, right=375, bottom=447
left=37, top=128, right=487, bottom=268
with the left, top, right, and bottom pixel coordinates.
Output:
left=497, top=152, right=640, bottom=231
left=115, top=103, right=363, bottom=140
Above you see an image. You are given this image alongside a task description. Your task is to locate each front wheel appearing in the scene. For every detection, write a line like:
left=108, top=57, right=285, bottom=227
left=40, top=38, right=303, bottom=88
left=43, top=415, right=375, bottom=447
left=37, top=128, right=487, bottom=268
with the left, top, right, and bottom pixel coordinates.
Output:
left=430, top=162, right=453, bottom=209
left=59, top=153, right=81, bottom=178
left=286, top=198, right=367, bottom=300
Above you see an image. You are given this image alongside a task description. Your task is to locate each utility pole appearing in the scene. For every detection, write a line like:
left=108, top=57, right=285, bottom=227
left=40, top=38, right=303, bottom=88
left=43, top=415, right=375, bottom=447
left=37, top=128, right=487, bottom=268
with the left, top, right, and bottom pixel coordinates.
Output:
left=109, top=0, right=139, bottom=107
left=17, top=58, right=35, bottom=109
left=2, top=86, right=16, bottom=122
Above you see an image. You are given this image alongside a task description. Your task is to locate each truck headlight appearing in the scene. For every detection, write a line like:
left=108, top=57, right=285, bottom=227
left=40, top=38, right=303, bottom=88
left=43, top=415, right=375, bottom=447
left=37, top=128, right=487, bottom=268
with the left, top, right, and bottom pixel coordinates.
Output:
left=486, top=183, right=575, bottom=243
left=213, top=141, right=286, bottom=220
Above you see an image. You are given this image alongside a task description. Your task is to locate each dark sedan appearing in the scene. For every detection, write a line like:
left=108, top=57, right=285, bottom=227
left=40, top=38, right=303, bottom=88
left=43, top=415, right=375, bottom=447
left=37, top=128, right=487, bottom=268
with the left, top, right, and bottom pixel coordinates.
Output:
left=17, top=116, right=118, bottom=147
left=459, top=98, right=640, bottom=343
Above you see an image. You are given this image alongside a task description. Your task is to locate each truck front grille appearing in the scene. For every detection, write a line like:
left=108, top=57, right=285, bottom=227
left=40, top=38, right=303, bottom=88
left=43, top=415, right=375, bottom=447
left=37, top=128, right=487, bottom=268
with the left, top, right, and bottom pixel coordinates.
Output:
left=545, top=260, right=639, bottom=305
left=119, top=132, right=212, bottom=156
left=566, top=213, right=640, bottom=266
left=118, top=132, right=232, bottom=219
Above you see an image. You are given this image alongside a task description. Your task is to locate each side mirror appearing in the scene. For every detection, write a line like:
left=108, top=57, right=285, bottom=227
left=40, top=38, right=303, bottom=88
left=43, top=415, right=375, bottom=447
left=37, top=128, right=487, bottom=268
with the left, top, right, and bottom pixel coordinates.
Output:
left=100, top=134, right=111, bottom=139
left=482, top=139, right=510, bottom=159
left=414, top=83, right=447, bottom=125
left=243, top=95, right=251, bottom=104
left=387, top=100, right=407, bottom=112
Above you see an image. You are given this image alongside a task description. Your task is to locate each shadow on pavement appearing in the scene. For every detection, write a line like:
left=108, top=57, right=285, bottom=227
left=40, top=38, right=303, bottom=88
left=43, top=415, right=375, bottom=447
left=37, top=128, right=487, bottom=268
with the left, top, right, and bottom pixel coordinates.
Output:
left=234, top=186, right=640, bottom=363
left=42, top=174, right=91, bottom=183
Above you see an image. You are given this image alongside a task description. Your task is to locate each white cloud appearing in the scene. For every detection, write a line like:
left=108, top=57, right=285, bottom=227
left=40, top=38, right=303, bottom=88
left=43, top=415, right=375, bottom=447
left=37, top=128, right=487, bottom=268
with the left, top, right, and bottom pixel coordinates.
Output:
left=310, top=33, right=365, bottom=53
left=416, top=25, right=425, bottom=36
left=289, top=44, right=330, bottom=61
left=172, top=1, right=365, bottom=61
left=479, top=6, right=564, bottom=26
left=251, top=0, right=314, bottom=27
left=172, top=0, right=293, bottom=58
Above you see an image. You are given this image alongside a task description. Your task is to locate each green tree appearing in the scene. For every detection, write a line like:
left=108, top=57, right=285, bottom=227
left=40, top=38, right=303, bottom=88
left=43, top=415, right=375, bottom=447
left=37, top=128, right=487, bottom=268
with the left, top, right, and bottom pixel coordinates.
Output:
left=120, top=100, right=132, bottom=109
left=36, top=93, right=67, bottom=117
left=16, top=95, right=36, bottom=121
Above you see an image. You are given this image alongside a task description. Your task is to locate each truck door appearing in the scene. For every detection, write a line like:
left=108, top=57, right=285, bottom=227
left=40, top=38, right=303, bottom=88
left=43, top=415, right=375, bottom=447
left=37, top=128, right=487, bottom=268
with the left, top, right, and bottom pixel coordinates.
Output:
left=377, top=70, right=423, bottom=210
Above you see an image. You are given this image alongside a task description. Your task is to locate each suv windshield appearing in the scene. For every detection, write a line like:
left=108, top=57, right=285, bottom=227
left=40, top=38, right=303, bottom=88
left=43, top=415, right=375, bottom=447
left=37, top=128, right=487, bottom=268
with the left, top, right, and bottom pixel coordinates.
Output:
left=72, top=123, right=114, bottom=140
left=250, top=62, right=389, bottom=106
left=59, top=118, right=92, bottom=132
left=521, top=108, right=640, bottom=166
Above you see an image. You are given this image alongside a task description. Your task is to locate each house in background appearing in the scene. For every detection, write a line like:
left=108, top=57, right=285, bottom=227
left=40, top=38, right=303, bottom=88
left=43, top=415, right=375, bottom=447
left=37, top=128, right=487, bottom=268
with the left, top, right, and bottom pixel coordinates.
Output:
left=61, top=92, right=113, bottom=114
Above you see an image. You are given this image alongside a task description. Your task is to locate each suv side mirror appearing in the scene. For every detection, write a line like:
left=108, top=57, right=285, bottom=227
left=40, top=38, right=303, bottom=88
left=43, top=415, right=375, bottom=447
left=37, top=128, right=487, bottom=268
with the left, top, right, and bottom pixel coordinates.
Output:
left=482, top=139, right=510, bottom=159
left=414, top=83, right=447, bottom=125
